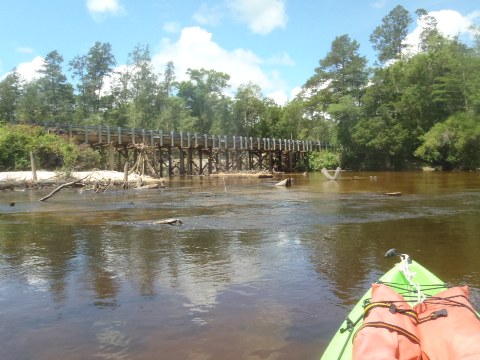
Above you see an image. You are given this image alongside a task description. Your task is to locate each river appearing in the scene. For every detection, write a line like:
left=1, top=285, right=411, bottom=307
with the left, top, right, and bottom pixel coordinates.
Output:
left=1, top=171, right=479, bottom=360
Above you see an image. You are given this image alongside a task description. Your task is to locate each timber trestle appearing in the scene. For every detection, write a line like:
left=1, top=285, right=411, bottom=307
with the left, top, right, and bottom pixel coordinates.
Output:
left=42, top=122, right=331, bottom=177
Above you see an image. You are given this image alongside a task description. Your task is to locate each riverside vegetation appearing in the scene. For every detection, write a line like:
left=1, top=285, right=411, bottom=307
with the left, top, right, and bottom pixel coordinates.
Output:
left=1, top=5, right=479, bottom=171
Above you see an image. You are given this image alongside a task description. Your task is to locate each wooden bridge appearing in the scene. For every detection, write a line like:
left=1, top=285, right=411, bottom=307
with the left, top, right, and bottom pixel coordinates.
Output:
left=43, top=122, right=332, bottom=177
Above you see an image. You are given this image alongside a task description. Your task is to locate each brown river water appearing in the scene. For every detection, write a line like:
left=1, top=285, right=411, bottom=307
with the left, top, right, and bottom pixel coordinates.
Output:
left=1, top=171, right=479, bottom=360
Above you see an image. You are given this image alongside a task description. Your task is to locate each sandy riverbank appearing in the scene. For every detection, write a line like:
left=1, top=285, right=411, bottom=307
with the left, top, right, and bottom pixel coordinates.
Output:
left=0, top=170, right=165, bottom=186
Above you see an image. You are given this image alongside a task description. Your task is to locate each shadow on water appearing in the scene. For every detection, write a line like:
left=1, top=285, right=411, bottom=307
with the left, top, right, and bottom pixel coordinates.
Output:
left=0, top=171, right=479, bottom=359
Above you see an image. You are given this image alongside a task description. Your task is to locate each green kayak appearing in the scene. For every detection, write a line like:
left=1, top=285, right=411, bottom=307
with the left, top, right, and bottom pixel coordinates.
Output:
left=320, top=252, right=448, bottom=360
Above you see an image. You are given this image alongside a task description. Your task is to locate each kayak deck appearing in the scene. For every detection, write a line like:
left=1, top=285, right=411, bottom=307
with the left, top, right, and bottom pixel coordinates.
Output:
left=320, top=259, right=447, bottom=360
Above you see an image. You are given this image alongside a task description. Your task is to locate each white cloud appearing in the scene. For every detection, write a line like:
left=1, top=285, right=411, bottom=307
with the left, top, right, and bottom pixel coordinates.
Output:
left=101, top=64, right=128, bottom=96
left=86, top=0, right=125, bottom=18
left=16, top=56, right=44, bottom=82
left=432, top=9, right=479, bottom=37
left=266, top=90, right=287, bottom=105
left=151, top=26, right=289, bottom=103
left=227, top=0, right=287, bottom=35
left=290, top=86, right=302, bottom=99
left=405, top=10, right=480, bottom=54
left=163, top=21, right=181, bottom=34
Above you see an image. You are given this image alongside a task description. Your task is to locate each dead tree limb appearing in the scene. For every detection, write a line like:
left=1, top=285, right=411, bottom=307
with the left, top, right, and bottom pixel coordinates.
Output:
left=321, top=167, right=341, bottom=180
left=39, top=175, right=90, bottom=201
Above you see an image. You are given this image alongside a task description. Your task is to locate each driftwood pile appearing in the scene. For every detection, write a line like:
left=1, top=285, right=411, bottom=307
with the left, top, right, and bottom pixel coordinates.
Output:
left=0, top=168, right=166, bottom=202
left=37, top=170, right=166, bottom=201
left=0, top=183, right=14, bottom=191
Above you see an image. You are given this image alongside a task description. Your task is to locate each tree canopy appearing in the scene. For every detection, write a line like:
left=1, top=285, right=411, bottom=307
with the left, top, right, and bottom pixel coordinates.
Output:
left=1, top=6, right=479, bottom=171
left=370, top=5, right=412, bottom=64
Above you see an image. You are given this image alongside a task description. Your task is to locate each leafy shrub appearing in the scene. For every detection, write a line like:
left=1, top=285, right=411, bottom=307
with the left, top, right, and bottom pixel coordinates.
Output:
left=0, top=124, right=101, bottom=172
left=70, top=144, right=101, bottom=171
left=0, top=124, right=39, bottom=170
left=415, top=113, right=480, bottom=170
left=299, top=150, right=340, bottom=171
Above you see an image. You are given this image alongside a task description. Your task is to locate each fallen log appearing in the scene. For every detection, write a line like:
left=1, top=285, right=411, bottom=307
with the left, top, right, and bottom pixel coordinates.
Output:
left=39, top=175, right=90, bottom=201
left=385, top=192, right=402, bottom=196
left=151, top=218, right=183, bottom=226
left=209, top=172, right=273, bottom=178
left=374, top=192, right=402, bottom=197
left=137, top=183, right=160, bottom=190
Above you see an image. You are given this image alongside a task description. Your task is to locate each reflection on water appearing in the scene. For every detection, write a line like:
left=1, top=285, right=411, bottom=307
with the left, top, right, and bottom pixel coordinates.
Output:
left=0, top=171, right=479, bottom=359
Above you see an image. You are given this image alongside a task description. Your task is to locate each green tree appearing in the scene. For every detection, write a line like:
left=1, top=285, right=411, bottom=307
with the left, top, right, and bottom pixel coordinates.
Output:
left=210, top=96, right=234, bottom=135
left=160, top=61, right=176, bottom=97
left=271, top=96, right=332, bottom=144
left=232, top=82, right=264, bottom=136
left=472, top=25, right=480, bottom=54
left=355, top=29, right=480, bottom=170
left=275, top=98, right=304, bottom=139
left=37, top=50, right=74, bottom=122
left=306, top=35, right=368, bottom=107
left=127, top=44, right=159, bottom=129
left=177, top=68, right=231, bottom=133
left=256, top=98, right=278, bottom=138
left=157, top=96, right=195, bottom=131
left=430, top=39, right=479, bottom=115
left=69, top=42, right=116, bottom=122
left=370, top=5, right=412, bottom=64
left=352, top=114, right=409, bottom=169
left=155, top=61, right=190, bottom=131
left=401, top=36, right=477, bottom=137
left=415, top=112, right=480, bottom=169
left=0, top=71, right=22, bottom=123
left=109, top=65, right=132, bottom=127
left=86, top=42, right=116, bottom=115
left=69, top=54, right=89, bottom=120
left=327, top=95, right=364, bottom=166
left=304, top=35, right=368, bottom=159
left=415, top=9, right=442, bottom=53
left=17, top=80, right=43, bottom=122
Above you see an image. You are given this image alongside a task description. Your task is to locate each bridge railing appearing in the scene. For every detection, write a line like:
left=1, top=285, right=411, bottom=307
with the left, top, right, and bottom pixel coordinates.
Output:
left=42, top=122, right=333, bottom=152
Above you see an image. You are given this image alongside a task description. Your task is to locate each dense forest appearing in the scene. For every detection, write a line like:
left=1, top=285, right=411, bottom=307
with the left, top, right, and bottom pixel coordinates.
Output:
left=1, top=6, right=479, bottom=170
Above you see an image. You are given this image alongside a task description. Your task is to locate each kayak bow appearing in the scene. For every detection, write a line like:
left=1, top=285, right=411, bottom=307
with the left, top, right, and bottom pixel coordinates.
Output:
left=320, top=255, right=447, bottom=360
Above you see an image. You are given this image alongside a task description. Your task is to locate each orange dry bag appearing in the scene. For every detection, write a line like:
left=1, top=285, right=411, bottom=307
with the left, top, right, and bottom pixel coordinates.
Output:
left=415, top=286, right=480, bottom=360
left=353, top=283, right=422, bottom=360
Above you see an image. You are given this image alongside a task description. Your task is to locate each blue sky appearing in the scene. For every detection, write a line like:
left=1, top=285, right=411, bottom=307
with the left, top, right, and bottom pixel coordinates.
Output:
left=0, top=0, right=479, bottom=104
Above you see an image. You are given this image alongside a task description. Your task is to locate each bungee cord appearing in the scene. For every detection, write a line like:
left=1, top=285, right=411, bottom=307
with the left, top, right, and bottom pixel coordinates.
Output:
left=397, top=254, right=426, bottom=305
